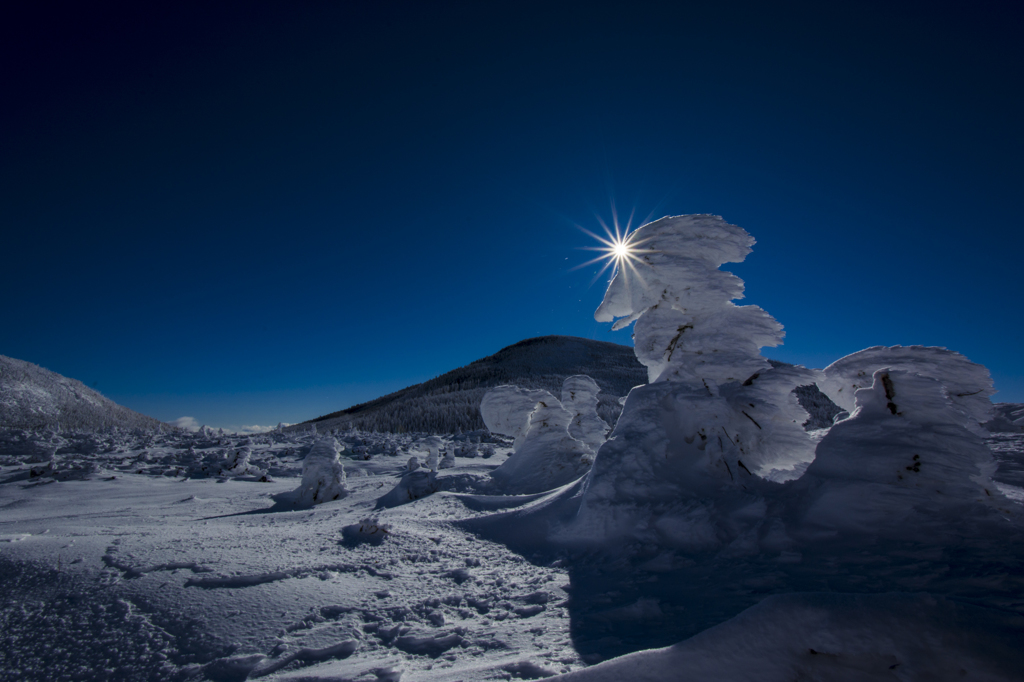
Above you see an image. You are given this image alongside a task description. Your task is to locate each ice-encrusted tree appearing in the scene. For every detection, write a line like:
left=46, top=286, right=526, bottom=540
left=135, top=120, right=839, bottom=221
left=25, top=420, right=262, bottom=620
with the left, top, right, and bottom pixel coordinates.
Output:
left=798, top=346, right=1017, bottom=533
left=296, top=437, right=348, bottom=506
left=561, top=375, right=610, bottom=453
left=573, top=215, right=818, bottom=548
left=481, top=382, right=596, bottom=494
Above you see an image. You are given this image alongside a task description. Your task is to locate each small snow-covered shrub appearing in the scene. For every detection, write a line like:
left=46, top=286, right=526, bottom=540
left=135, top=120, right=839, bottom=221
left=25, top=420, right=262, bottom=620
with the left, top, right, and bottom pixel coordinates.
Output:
left=341, top=517, right=392, bottom=545
left=296, top=437, right=348, bottom=507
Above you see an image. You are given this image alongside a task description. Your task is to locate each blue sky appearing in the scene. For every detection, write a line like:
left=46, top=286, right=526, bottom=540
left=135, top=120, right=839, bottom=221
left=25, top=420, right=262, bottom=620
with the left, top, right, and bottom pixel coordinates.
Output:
left=2, top=1, right=1022, bottom=429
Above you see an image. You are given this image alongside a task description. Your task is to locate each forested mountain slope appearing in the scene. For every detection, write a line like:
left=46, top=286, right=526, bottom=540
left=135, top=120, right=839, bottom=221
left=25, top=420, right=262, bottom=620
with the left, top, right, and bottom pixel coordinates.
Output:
left=303, top=336, right=646, bottom=434
left=0, top=355, right=169, bottom=432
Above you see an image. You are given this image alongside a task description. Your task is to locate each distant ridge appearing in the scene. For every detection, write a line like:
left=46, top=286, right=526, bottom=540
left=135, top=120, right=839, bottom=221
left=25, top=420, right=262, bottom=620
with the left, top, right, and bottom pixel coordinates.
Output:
left=302, top=335, right=648, bottom=434
left=0, top=355, right=169, bottom=432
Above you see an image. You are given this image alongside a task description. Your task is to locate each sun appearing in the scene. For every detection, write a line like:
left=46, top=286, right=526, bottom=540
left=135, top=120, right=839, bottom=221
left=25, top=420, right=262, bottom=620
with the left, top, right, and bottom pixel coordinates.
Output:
left=574, top=213, right=652, bottom=284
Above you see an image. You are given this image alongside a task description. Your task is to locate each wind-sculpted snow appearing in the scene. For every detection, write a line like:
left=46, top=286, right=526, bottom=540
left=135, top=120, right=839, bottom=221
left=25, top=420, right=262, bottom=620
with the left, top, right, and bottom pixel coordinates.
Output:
left=480, top=386, right=558, bottom=450
left=818, top=345, right=996, bottom=427
left=490, top=394, right=592, bottom=495
left=561, top=375, right=610, bottom=453
left=575, top=215, right=819, bottom=549
left=296, top=437, right=348, bottom=506
left=796, top=367, right=1014, bottom=533
left=0, top=354, right=169, bottom=432
left=594, top=215, right=783, bottom=387
left=482, top=377, right=606, bottom=494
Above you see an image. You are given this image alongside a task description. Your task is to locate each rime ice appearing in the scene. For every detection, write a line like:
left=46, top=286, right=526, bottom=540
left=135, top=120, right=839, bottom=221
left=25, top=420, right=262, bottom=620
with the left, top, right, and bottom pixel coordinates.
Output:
left=296, top=436, right=348, bottom=506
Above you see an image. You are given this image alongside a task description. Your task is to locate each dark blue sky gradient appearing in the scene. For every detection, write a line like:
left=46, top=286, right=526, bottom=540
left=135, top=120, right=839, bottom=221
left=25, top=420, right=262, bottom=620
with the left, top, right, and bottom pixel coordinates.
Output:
left=3, top=1, right=1022, bottom=428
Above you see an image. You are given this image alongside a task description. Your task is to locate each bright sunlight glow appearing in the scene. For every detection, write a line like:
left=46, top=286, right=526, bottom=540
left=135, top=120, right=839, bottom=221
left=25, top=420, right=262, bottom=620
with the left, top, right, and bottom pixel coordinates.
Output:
left=572, top=205, right=655, bottom=286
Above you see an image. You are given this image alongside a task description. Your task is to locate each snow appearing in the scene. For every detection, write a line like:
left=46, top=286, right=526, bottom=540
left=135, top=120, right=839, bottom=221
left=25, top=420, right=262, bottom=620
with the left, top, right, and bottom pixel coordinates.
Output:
left=483, top=378, right=603, bottom=494
left=296, top=437, right=348, bottom=506
left=550, top=592, right=1024, bottom=681
left=2, top=398, right=1023, bottom=682
left=818, top=345, right=996, bottom=428
left=2, top=215, right=1024, bottom=681
left=561, top=375, right=609, bottom=453
left=480, top=386, right=559, bottom=450
left=986, top=402, right=1024, bottom=433
left=0, top=354, right=169, bottom=432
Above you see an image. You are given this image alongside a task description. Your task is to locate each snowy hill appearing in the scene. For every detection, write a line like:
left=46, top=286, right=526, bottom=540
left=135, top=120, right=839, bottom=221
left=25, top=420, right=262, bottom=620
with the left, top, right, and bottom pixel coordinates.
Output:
left=0, top=354, right=168, bottom=432
left=304, top=336, right=648, bottom=434
left=301, top=335, right=842, bottom=434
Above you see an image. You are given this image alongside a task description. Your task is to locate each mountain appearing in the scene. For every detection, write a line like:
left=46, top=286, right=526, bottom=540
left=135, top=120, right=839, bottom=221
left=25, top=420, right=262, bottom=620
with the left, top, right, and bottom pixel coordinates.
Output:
left=301, top=335, right=843, bottom=435
left=304, top=336, right=648, bottom=434
left=0, top=354, right=169, bottom=432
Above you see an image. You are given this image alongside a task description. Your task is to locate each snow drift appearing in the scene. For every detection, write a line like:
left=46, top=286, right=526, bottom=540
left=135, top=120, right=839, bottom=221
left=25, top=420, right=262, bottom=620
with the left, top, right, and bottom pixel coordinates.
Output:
left=551, top=592, right=1024, bottom=682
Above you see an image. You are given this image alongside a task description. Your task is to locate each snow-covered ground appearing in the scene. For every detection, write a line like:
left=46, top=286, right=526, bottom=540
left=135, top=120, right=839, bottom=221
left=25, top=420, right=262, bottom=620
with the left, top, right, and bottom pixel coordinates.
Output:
left=0, top=429, right=592, bottom=681
left=1, top=426, right=1022, bottom=681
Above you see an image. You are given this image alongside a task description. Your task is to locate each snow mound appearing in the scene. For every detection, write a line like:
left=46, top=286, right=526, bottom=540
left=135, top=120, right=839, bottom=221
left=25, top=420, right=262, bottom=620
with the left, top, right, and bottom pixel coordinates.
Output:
left=341, top=517, right=392, bottom=545
left=296, top=437, right=348, bottom=506
left=481, top=386, right=559, bottom=450
left=550, top=592, right=1024, bottom=682
left=217, top=443, right=266, bottom=478
left=483, top=380, right=599, bottom=494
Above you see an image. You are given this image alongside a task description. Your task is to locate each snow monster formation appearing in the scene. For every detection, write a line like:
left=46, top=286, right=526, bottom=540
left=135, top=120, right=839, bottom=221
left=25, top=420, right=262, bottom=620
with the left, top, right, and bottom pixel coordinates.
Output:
left=561, top=376, right=610, bottom=453
left=481, top=376, right=608, bottom=494
left=296, top=437, right=348, bottom=506
left=797, top=345, right=1015, bottom=534
left=572, top=214, right=819, bottom=548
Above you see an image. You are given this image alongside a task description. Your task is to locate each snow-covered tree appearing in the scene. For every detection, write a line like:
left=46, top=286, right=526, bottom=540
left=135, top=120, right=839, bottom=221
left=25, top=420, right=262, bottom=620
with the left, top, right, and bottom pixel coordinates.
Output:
left=296, top=437, right=348, bottom=506
left=561, top=375, right=610, bottom=453
left=798, top=346, right=1016, bottom=533
left=574, top=215, right=818, bottom=547
left=481, top=378, right=605, bottom=494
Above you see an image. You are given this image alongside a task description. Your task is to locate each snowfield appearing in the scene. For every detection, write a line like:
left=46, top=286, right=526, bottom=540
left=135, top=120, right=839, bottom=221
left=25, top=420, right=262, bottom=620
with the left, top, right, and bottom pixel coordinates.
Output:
left=1, top=427, right=1022, bottom=681
left=1, top=429, right=587, bottom=681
